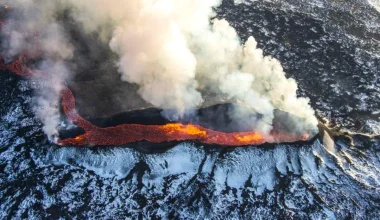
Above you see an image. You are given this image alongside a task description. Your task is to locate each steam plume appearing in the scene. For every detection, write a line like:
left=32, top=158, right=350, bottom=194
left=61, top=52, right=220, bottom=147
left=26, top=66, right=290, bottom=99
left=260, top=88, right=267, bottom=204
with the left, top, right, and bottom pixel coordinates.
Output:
left=1, top=1, right=73, bottom=139
left=2, top=0, right=318, bottom=136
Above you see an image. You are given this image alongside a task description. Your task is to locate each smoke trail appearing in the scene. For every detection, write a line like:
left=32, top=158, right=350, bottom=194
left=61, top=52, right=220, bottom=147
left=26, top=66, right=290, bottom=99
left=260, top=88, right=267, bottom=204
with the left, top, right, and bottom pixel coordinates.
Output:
left=1, top=1, right=73, bottom=140
left=2, top=0, right=318, bottom=136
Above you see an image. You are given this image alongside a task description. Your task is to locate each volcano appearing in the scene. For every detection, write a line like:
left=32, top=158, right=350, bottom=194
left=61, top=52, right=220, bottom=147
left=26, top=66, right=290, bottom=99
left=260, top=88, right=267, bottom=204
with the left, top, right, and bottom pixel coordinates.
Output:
left=59, top=85, right=311, bottom=146
left=1, top=55, right=313, bottom=147
left=0, top=4, right=316, bottom=148
left=1, top=1, right=380, bottom=219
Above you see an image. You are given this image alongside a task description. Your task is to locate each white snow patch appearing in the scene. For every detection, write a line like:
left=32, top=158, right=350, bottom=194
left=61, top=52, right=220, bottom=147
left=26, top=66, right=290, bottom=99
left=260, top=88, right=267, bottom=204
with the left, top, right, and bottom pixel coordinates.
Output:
left=46, top=147, right=140, bottom=179
left=213, top=146, right=290, bottom=195
left=368, top=0, right=380, bottom=12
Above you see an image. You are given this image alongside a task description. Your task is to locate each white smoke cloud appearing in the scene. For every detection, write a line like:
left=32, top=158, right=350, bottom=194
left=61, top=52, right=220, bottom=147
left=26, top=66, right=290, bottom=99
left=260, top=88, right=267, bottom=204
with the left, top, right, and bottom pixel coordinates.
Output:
left=33, top=61, right=71, bottom=140
left=2, top=0, right=318, bottom=135
left=2, top=0, right=73, bottom=140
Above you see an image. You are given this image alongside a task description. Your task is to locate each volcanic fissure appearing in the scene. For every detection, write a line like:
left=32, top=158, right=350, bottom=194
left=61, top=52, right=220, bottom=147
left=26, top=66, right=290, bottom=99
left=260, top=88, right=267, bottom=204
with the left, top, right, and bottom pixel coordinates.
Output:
left=0, top=55, right=311, bottom=147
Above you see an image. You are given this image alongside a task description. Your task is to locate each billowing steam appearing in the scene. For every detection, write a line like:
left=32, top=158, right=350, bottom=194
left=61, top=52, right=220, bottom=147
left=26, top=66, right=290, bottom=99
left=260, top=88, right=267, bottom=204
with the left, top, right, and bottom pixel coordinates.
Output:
left=2, top=0, right=317, bottom=138
left=1, top=1, right=73, bottom=140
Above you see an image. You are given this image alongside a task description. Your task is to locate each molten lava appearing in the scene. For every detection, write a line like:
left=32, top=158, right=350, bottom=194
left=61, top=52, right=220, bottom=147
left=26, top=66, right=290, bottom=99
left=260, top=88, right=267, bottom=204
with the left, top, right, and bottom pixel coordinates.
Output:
left=60, top=84, right=309, bottom=146
left=0, top=55, right=310, bottom=147
left=0, top=9, right=312, bottom=147
left=58, top=86, right=270, bottom=146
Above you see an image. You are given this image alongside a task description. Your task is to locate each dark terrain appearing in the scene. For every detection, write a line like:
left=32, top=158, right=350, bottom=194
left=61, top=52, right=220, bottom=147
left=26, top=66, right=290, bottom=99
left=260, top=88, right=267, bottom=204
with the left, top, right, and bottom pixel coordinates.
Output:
left=0, top=0, right=379, bottom=219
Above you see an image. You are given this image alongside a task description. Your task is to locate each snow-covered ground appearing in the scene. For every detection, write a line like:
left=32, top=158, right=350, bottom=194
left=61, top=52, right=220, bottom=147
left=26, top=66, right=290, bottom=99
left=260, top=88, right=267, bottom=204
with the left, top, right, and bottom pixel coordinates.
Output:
left=1, top=0, right=380, bottom=218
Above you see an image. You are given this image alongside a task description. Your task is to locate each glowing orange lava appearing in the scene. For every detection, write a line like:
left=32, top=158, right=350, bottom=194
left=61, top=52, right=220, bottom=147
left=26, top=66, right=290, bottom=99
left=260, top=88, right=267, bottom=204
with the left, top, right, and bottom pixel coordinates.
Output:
left=0, top=55, right=310, bottom=146
left=0, top=10, right=311, bottom=147
left=58, top=85, right=270, bottom=146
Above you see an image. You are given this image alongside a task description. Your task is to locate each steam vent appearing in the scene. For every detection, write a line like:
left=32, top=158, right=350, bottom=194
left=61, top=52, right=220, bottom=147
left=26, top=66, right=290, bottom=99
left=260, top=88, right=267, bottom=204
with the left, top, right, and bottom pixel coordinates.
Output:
left=1, top=1, right=379, bottom=219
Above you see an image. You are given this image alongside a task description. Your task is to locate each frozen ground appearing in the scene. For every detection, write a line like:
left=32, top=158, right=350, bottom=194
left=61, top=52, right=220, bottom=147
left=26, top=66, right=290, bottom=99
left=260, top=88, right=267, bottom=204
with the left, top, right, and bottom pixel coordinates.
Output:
left=1, top=0, right=380, bottom=219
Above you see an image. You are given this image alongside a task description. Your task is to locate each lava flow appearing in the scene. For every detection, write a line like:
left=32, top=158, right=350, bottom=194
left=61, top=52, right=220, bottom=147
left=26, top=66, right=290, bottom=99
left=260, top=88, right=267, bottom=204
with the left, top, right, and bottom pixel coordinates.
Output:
left=0, top=56, right=311, bottom=147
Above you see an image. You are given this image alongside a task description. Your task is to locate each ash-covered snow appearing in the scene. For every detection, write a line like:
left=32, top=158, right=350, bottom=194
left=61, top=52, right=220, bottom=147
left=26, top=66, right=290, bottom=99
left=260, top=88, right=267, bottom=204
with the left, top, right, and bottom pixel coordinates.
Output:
left=1, top=0, right=380, bottom=219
